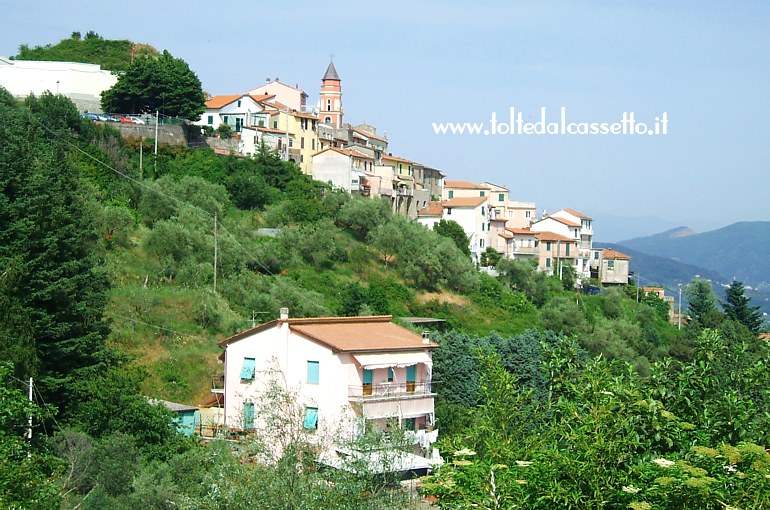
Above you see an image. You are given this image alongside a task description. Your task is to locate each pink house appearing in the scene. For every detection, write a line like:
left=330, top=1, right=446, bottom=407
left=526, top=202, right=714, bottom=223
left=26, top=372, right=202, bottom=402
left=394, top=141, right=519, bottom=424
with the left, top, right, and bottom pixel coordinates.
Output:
left=217, top=311, right=438, bottom=450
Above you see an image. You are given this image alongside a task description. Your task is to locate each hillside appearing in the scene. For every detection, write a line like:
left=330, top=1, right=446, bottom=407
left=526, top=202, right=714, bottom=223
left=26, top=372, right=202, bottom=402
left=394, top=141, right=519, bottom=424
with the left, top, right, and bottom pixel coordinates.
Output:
left=619, top=221, right=770, bottom=287
left=595, top=242, right=726, bottom=289
left=14, top=31, right=158, bottom=71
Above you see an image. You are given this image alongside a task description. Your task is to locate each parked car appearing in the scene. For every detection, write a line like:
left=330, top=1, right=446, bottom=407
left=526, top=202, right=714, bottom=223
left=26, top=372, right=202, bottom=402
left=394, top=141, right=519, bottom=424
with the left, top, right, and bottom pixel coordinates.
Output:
left=128, top=115, right=146, bottom=125
left=81, top=112, right=99, bottom=121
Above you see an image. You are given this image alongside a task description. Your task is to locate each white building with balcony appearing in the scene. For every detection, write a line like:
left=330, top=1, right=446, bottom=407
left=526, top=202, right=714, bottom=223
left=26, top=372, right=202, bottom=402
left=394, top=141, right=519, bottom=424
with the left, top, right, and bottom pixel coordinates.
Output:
left=217, top=312, right=438, bottom=458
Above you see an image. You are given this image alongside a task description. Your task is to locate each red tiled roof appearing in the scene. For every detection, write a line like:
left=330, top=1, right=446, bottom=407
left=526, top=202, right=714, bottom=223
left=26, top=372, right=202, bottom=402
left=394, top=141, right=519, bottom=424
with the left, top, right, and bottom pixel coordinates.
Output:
left=562, top=208, right=592, bottom=220
left=352, top=128, right=387, bottom=142
left=205, top=94, right=275, bottom=109
left=506, top=227, right=534, bottom=235
left=498, top=232, right=513, bottom=239
left=219, top=315, right=438, bottom=352
left=417, top=201, right=443, bottom=216
left=547, top=216, right=581, bottom=227
left=603, top=249, right=631, bottom=260
left=381, top=154, right=414, bottom=164
left=441, top=196, right=487, bottom=208
left=312, top=147, right=374, bottom=160
left=534, top=231, right=576, bottom=242
left=444, top=180, right=491, bottom=190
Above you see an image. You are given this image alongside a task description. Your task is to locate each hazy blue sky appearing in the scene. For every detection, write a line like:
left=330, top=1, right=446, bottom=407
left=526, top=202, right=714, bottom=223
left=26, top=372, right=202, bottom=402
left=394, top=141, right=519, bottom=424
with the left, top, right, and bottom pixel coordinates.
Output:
left=3, top=1, right=768, bottom=237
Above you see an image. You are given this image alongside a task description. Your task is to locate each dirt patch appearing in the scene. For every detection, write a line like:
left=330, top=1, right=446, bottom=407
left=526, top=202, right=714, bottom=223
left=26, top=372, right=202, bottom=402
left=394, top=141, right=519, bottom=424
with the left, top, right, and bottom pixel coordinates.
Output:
left=416, top=290, right=469, bottom=306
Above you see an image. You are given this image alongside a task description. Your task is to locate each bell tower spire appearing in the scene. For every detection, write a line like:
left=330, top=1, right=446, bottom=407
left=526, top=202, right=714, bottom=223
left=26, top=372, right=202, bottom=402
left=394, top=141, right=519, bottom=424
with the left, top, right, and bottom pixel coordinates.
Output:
left=319, top=60, right=343, bottom=128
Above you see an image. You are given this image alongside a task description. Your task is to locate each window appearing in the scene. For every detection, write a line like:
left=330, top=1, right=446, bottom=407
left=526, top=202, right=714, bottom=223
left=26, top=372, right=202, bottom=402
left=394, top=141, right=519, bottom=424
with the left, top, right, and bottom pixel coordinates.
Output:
left=363, top=369, right=373, bottom=396
left=312, top=139, right=316, bottom=150
left=387, top=367, right=394, bottom=382
left=243, top=402, right=254, bottom=429
left=482, top=222, right=485, bottom=231
left=207, top=115, right=213, bottom=125
left=222, top=115, right=229, bottom=123
left=607, top=260, right=615, bottom=270
left=566, top=244, right=570, bottom=256
left=546, top=241, right=552, bottom=251
left=307, top=361, right=319, bottom=384
left=481, top=206, right=485, bottom=216
left=499, top=193, right=505, bottom=202
left=237, top=100, right=241, bottom=107
left=448, top=190, right=454, bottom=199
left=446, top=207, right=452, bottom=215
left=300, top=155, right=304, bottom=163
left=273, top=120, right=278, bottom=129
left=326, top=99, right=331, bottom=111
left=406, top=365, right=416, bottom=393
left=480, top=239, right=485, bottom=248
left=240, top=358, right=256, bottom=380
left=546, top=258, right=551, bottom=268
left=300, top=137, right=305, bottom=149
left=480, top=191, right=485, bottom=197
left=303, top=407, right=318, bottom=430
left=324, top=116, right=331, bottom=124
left=526, top=211, right=531, bottom=218
left=404, top=417, right=416, bottom=431
left=594, top=251, right=600, bottom=259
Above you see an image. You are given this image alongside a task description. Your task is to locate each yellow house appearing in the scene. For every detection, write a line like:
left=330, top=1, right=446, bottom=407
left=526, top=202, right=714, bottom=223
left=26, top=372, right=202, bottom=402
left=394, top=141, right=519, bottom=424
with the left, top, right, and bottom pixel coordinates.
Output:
left=265, top=104, right=320, bottom=175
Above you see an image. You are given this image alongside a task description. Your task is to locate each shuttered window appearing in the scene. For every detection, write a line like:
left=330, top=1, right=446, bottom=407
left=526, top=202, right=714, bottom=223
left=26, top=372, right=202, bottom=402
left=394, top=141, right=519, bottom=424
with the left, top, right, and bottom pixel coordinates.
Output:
left=303, top=407, right=318, bottom=430
left=307, top=361, right=319, bottom=384
left=240, top=358, right=256, bottom=380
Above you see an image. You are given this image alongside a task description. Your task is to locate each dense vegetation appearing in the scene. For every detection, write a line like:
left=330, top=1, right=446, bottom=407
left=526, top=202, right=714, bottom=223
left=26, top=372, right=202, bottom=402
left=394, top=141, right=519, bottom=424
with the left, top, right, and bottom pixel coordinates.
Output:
left=14, top=31, right=158, bottom=72
left=2, top=85, right=768, bottom=508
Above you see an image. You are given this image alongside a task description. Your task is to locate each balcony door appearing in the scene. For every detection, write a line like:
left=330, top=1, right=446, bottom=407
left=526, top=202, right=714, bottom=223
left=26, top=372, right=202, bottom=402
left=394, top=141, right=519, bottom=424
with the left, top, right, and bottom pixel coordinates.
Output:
left=406, top=365, right=416, bottom=393
left=363, top=369, right=373, bottom=396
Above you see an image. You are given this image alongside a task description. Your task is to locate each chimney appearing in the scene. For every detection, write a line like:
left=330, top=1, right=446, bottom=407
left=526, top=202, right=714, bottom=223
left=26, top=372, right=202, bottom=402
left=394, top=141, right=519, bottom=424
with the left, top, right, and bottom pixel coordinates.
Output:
left=280, top=308, right=289, bottom=320
left=422, top=330, right=430, bottom=345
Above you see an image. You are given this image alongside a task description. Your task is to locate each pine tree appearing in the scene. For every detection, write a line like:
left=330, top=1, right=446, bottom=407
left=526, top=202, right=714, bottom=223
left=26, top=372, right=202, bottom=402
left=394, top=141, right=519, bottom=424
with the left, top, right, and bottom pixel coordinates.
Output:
left=723, top=280, right=763, bottom=334
left=0, top=89, right=114, bottom=420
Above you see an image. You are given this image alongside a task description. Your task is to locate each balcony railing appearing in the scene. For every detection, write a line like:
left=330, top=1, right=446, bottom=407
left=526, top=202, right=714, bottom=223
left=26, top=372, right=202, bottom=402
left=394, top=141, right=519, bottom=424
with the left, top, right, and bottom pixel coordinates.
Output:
left=396, top=188, right=413, bottom=197
left=513, top=246, right=536, bottom=254
left=378, top=187, right=394, bottom=196
left=349, top=381, right=435, bottom=400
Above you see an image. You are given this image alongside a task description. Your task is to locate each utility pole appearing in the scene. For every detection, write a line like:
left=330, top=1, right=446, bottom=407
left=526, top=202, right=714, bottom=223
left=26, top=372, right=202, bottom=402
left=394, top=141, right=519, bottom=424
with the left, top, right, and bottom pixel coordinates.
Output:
left=154, top=111, right=159, bottom=175
left=139, top=139, right=143, bottom=178
left=27, top=377, right=33, bottom=442
left=213, top=213, right=218, bottom=294
left=678, top=285, right=682, bottom=330
left=636, top=274, right=640, bottom=302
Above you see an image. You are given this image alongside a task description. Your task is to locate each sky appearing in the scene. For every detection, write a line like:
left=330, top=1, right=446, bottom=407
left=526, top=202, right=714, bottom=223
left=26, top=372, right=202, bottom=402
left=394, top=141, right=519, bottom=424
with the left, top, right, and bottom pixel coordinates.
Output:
left=2, top=0, right=769, bottom=239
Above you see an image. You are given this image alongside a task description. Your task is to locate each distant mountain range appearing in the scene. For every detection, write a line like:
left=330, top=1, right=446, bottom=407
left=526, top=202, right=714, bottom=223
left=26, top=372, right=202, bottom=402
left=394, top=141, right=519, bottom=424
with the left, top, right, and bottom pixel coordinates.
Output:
left=597, top=221, right=770, bottom=320
left=617, top=222, right=770, bottom=287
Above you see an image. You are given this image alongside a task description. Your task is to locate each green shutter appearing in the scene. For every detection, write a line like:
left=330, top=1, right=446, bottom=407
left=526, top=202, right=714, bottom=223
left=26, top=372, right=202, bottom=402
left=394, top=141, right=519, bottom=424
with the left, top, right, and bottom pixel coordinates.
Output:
left=243, top=402, right=254, bottom=429
left=448, top=190, right=454, bottom=199
left=240, top=358, right=256, bottom=380
left=406, top=365, right=416, bottom=382
left=363, top=369, right=373, bottom=384
left=303, top=407, right=318, bottom=430
left=546, top=258, right=551, bottom=268
left=307, top=361, right=319, bottom=384
left=499, top=193, right=505, bottom=202
left=387, top=367, right=394, bottom=382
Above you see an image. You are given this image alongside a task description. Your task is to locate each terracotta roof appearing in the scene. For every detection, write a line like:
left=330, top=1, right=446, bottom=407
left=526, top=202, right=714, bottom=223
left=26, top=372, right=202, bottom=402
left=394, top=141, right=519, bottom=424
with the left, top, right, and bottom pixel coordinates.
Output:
left=219, top=315, right=438, bottom=352
left=444, top=180, right=491, bottom=190
left=417, top=201, right=443, bottom=216
left=562, top=208, right=592, bottom=220
left=381, top=154, right=414, bottom=164
left=352, top=128, right=387, bottom=142
left=506, top=227, right=534, bottom=235
left=253, top=126, right=288, bottom=135
left=480, top=181, right=509, bottom=192
left=547, top=216, right=581, bottom=227
left=205, top=94, right=241, bottom=109
left=498, top=232, right=513, bottom=239
left=312, top=147, right=374, bottom=160
left=534, top=231, right=576, bottom=242
left=205, top=94, right=275, bottom=110
left=442, top=196, right=487, bottom=208
left=603, top=248, right=631, bottom=260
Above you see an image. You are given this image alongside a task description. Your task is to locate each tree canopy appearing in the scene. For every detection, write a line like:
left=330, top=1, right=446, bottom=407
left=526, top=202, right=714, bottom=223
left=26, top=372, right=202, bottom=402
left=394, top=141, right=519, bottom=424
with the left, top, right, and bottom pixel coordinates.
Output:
left=722, top=280, right=763, bottom=334
left=101, top=50, right=205, bottom=120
